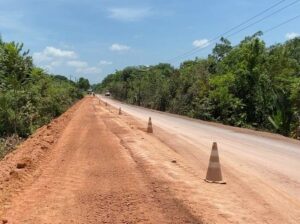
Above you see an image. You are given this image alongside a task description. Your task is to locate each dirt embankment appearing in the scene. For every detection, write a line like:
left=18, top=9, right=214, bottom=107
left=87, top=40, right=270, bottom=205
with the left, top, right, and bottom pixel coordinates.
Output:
left=0, top=99, right=83, bottom=219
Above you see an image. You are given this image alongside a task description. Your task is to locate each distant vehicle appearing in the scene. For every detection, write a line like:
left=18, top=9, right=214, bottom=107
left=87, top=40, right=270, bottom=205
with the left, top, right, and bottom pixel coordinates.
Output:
left=87, top=88, right=93, bottom=94
left=105, top=91, right=111, bottom=96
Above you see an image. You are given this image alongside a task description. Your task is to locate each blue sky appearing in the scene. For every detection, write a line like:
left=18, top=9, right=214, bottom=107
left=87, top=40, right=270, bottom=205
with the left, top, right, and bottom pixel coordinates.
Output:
left=0, top=0, right=299, bottom=83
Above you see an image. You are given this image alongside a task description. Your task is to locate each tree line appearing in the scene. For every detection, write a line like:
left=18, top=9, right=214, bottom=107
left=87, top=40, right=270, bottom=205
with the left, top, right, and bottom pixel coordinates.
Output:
left=97, top=33, right=300, bottom=137
left=0, top=37, right=90, bottom=156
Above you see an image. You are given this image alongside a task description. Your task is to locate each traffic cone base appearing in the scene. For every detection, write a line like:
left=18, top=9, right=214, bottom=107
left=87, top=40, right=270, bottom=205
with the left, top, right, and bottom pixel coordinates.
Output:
left=147, top=117, right=153, bottom=133
left=204, top=142, right=226, bottom=184
left=204, top=179, right=226, bottom=184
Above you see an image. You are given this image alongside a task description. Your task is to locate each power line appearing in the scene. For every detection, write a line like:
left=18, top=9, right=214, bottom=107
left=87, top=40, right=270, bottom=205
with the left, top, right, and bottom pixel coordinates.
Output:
left=209, top=0, right=288, bottom=40
left=167, top=0, right=287, bottom=62
left=167, top=0, right=299, bottom=63
left=225, top=0, right=300, bottom=39
left=183, top=0, right=300, bottom=60
left=264, top=13, right=300, bottom=33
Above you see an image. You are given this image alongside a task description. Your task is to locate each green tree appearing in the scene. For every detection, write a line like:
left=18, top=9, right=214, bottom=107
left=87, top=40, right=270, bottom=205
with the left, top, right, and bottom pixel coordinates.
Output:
left=99, top=34, right=300, bottom=138
left=77, top=77, right=90, bottom=91
left=0, top=39, right=83, bottom=138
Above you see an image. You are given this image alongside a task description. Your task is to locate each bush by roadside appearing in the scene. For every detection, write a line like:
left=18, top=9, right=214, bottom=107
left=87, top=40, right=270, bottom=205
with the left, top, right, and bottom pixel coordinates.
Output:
left=0, top=135, right=23, bottom=159
left=0, top=38, right=85, bottom=158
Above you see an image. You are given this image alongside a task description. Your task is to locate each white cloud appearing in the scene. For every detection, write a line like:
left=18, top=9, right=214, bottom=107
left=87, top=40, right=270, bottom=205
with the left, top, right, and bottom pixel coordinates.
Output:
left=285, top=32, right=300, bottom=40
left=99, top=60, right=113, bottom=65
left=32, top=52, right=52, bottom=64
left=43, top=46, right=77, bottom=58
left=192, top=39, right=209, bottom=48
left=110, top=43, right=130, bottom=52
left=67, top=60, right=102, bottom=75
left=108, top=7, right=151, bottom=22
left=49, top=60, right=62, bottom=67
left=33, top=46, right=101, bottom=76
left=67, top=60, right=88, bottom=68
left=76, top=66, right=101, bottom=75
left=33, top=46, right=77, bottom=65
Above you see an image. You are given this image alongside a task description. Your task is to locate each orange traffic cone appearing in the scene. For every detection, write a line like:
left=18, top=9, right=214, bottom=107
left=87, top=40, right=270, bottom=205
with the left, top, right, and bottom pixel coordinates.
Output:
left=119, top=107, right=122, bottom=115
left=205, top=142, right=226, bottom=184
left=147, top=117, right=153, bottom=133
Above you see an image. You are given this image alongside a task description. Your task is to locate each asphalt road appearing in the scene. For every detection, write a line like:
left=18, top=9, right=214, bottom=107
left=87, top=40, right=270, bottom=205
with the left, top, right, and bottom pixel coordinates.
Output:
left=100, top=95, right=300, bottom=222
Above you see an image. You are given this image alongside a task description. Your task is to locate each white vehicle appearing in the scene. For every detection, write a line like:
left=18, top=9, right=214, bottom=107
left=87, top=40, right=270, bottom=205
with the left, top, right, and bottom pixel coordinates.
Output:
left=105, top=91, right=111, bottom=96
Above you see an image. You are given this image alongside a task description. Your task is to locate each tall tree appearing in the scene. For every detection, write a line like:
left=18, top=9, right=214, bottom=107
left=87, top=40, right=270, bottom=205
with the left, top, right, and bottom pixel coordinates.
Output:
left=77, top=77, right=90, bottom=91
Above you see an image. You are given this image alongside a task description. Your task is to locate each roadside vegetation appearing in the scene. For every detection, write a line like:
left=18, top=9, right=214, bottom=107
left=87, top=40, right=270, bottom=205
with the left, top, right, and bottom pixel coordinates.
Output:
left=97, top=33, right=300, bottom=138
left=0, top=37, right=86, bottom=158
